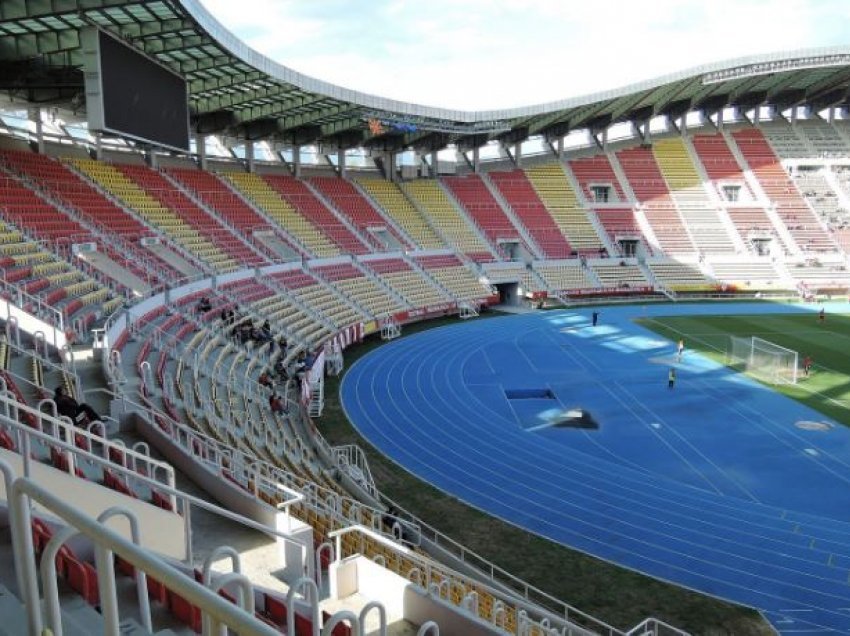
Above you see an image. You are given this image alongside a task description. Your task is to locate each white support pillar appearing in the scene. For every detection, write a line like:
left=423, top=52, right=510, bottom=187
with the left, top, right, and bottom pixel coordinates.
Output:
left=472, top=146, right=480, bottom=173
left=28, top=107, right=44, bottom=154
left=94, top=132, right=104, bottom=161
left=337, top=148, right=346, bottom=178
left=430, top=150, right=438, bottom=177
left=387, top=152, right=397, bottom=181
left=146, top=149, right=159, bottom=169
left=292, top=145, right=301, bottom=178
left=196, top=134, right=208, bottom=170
left=245, top=140, right=255, bottom=173
left=556, top=136, right=564, bottom=157
left=514, top=142, right=522, bottom=167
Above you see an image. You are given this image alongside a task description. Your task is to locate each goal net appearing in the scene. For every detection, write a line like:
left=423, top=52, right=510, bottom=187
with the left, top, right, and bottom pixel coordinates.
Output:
left=727, top=336, right=798, bottom=384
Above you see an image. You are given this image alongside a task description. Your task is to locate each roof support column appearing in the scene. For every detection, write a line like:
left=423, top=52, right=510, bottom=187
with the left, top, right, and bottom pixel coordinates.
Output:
left=28, top=107, right=44, bottom=154
left=196, top=134, right=208, bottom=171
left=514, top=142, right=522, bottom=167
left=292, top=145, right=301, bottom=178
left=472, top=146, right=480, bottom=173
left=245, top=140, right=255, bottom=173
left=556, top=135, right=564, bottom=157
left=145, top=149, right=158, bottom=169
left=93, top=132, right=103, bottom=161
left=430, top=150, right=438, bottom=177
left=337, top=149, right=346, bottom=178
left=386, top=151, right=397, bottom=181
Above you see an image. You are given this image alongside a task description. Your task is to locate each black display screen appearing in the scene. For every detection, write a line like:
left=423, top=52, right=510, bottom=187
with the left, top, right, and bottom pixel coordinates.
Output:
left=97, top=29, right=190, bottom=151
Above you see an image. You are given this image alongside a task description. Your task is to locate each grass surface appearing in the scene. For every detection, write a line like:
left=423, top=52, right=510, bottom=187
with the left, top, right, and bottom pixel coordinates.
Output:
left=319, top=310, right=771, bottom=635
left=636, top=312, right=850, bottom=427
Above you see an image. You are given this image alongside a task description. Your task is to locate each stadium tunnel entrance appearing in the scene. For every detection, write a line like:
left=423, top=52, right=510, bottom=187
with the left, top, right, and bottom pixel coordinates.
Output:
left=494, top=282, right=521, bottom=305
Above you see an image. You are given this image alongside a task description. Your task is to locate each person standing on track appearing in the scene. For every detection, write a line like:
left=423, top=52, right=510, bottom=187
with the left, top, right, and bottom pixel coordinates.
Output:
left=592, top=310, right=600, bottom=327
left=819, top=307, right=825, bottom=324
left=668, top=367, right=676, bottom=389
left=677, top=338, right=685, bottom=362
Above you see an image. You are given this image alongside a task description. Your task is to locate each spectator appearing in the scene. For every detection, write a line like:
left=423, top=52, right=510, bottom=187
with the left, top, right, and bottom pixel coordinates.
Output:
left=269, top=393, right=287, bottom=415
left=54, top=386, right=102, bottom=426
left=197, top=296, right=212, bottom=314
left=258, top=371, right=273, bottom=388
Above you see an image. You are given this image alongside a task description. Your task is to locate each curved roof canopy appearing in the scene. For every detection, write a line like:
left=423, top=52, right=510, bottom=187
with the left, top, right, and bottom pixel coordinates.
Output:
left=2, top=0, right=850, bottom=151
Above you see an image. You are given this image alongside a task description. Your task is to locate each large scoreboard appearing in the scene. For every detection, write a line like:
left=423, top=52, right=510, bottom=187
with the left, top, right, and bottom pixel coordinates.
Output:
left=83, top=27, right=190, bottom=152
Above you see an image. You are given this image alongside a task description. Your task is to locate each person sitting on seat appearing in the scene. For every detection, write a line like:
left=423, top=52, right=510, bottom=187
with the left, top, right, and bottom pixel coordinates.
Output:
left=258, top=371, right=273, bottom=389
left=269, top=393, right=287, bottom=415
left=54, top=386, right=102, bottom=426
left=197, top=297, right=212, bottom=314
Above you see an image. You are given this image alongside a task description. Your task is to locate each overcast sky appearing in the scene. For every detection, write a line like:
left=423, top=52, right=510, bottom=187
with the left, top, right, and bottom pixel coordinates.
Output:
left=199, top=0, right=850, bottom=111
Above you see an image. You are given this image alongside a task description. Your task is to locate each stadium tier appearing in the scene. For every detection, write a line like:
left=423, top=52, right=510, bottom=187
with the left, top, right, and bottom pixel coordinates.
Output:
left=117, top=163, right=268, bottom=268
left=309, top=176, right=411, bottom=251
left=731, top=128, right=836, bottom=252
left=615, top=147, right=697, bottom=255
left=361, top=257, right=451, bottom=308
left=651, top=138, right=739, bottom=254
left=487, top=169, right=574, bottom=258
left=355, top=178, right=447, bottom=250
left=401, top=179, right=495, bottom=261
left=0, top=150, right=181, bottom=287
left=261, top=175, right=371, bottom=256
left=523, top=163, right=606, bottom=254
left=68, top=158, right=239, bottom=273
left=222, top=172, right=342, bottom=258
left=164, top=166, right=302, bottom=262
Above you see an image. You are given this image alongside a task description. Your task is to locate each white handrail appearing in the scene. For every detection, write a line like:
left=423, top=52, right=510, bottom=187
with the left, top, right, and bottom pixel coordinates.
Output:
left=9, top=474, right=281, bottom=636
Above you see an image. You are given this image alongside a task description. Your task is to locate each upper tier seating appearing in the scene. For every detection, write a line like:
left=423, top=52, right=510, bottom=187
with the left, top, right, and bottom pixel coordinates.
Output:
left=309, top=177, right=409, bottom=251
left=165, top=167, right=300, bottom=261
left=68, top=158, right=238, bottom=272
left=223, top=172, right=340, bottom=258
left=0, top=150, right=179, bottom=285
left=732, top=129, right=835, bottom=252
left=262, top=175, right=370, bottom=255
left=523, top=163, right=604, bottom=254
left=616, top=147, right=695, bottom=254
left=488, top=170, right=574, bottom=258
left=402, top=180, right=493, bottom=260
left=443, top=175, right=526, bottom=256
left=355, top=179, right=445, bottom=250
left=690, top=133, right=755, bottom=200
left=652, top=138, right=737, bottom=254
left=793, top=170, right=846, bottom=229
left=793, top=120, right=850, bottom=158
left=594, top=208, right=652, bottom=256
left=759, top=124, right=811, bottom=160
left=117, top=164, right=266, bottom=268
left=569, top=155, right=626, bottom=202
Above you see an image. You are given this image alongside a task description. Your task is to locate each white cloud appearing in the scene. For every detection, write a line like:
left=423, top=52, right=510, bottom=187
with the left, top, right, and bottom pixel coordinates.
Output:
left=197, top=0, right=850, bottom=110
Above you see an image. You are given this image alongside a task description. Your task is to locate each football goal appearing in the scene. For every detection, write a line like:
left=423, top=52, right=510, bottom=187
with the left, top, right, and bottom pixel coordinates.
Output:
left=727, top=336, right=799, bottom=384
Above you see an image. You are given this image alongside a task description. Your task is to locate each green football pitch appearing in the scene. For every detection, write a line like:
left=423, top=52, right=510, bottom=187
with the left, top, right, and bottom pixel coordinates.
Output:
left=636, top=311, right=850, bottom=427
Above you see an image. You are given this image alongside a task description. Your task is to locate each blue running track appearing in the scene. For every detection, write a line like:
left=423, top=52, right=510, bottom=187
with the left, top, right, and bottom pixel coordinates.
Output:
left=340, top=302, right=850, bottom=634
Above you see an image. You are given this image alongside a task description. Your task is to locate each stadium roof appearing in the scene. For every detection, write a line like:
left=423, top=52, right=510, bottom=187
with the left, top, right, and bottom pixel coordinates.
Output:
left=3, top=0, right=850, bottom=151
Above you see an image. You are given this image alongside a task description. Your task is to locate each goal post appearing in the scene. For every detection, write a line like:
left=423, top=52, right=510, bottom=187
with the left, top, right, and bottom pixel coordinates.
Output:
left=727, top=336, right=799, bottom=384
